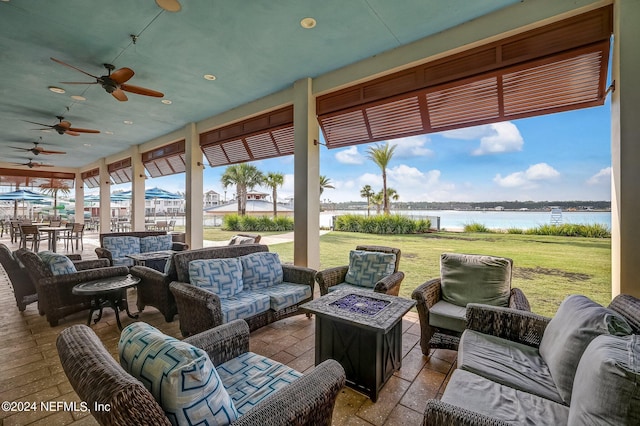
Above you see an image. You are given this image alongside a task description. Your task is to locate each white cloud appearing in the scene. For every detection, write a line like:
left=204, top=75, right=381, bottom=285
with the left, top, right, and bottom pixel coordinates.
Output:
left=389, top=135, right=433, bottom=157
left=335, top=146, right=364, bottom=164
left=440, top=121, right=523, bottom=155
left=493, top=163, right=560, bottom=188
left=587, top=167, right=612, bottom=185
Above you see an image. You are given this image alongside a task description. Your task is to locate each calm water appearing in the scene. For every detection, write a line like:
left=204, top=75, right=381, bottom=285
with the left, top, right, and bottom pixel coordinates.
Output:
left=319, top=209, right=611, bottom=231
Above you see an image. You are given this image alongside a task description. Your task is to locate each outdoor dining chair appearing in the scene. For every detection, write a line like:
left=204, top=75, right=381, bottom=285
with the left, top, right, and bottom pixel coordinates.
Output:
left=19, top=224, right=46, bottom=251
left=60, top=222, right=85, bottom=252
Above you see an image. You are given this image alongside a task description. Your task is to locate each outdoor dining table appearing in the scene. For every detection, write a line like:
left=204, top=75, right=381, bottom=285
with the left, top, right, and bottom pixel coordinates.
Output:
left=37, top=226, right=69, bottom=253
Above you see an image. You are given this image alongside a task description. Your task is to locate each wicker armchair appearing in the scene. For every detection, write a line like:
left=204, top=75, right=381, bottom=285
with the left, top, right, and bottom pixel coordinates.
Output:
left=15, top=249, right=129, bottom=326
left=315, top=245, right=405, bottom=296
left=57, top=320, right=345, bottom=426
left=411, top=253, right=530, bottom=353
left=129, top=253, right=180, bottom=322
left=0, top=243, right=40, bottom=312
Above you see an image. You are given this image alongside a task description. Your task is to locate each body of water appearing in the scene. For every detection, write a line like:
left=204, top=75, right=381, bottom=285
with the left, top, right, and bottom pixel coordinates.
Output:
left=320, top=209, right=611, bottom=231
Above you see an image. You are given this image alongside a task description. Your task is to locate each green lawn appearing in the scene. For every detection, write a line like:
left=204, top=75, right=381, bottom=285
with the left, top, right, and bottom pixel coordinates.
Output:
left=266, top=231, right=612, bottom=317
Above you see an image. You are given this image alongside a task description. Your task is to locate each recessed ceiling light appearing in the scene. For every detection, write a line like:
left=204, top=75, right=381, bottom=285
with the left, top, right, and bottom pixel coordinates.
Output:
left=48, top=86, right=66, bottom=94
left=161, top=99, right=172, bottom=105
left=203, top=74, right=216, bottom=81
left=105, top=131, right=114, bottom=135
left=300, top=17, right=317, bottom=29
left=83, top=143, right=92, bottom=147
left=71, top=95, right=86, bottom=101
left=123, top=120, right=133, bottom=125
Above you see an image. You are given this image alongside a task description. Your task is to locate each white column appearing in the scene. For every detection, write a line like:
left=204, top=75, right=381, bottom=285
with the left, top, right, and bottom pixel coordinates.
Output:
left=612, top=0, right=640, bottom=298
left=131, top=146, right=146, bottom=231
left=74, top=173, right=84, bottom=224
left=293, top=78, right=320, bottom=268
left=185, top=123, right=204, bottom=249
left=98, top=159, right=111, bottom=233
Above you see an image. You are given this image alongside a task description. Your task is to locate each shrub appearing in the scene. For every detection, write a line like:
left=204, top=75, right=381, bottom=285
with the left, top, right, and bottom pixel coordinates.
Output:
left=222, top=214, right=294, bottom=232
left=506, top=227, right=524, bottom=234
left=333, top=214, right=430, bottom=234
left=464, top=222, right=491, bottom=233
left=525, top=223, right=610, bottom=238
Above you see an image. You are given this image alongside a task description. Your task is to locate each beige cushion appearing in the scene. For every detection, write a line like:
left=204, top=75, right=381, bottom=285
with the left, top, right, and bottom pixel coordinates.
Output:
left=440, top=253, right=511, bottom=307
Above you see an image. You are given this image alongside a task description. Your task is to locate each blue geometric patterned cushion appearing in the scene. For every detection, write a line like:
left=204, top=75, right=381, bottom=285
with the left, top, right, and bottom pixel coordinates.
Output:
left=344, top=250, right=396, bottom=288
left=251, top=282, right=312, bottom=311
left=189, top=258, right=243, bottom=297
left=103, top=236, right=141, bottom=259
left=219, top=292, right=271, bottom=323
left=119, top=322, right=239, bottom=425
left=240, top=252, right=283, bottom=290
left=140, top=235, right=173, bottom=253
left=217, top=352, right=302, bottom=415
left=37, top=250, right=77, bottom=275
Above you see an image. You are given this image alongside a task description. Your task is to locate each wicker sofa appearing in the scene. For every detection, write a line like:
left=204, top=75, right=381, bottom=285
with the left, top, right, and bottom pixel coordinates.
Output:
left=57, top=320, right=345, bottom=425
left=95, top=231, right=188, bottom=267
left=424, top=294, right=640, bottom=425
left=165, top=244, right=316, bottom=337
left=16, top=248, right=129, bottom=326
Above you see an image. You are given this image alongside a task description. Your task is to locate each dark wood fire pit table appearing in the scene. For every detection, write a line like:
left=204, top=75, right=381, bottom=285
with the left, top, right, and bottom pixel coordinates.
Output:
left=72, top=274, right=140, bottom=330
left=300, top=288, right=415, bottom=401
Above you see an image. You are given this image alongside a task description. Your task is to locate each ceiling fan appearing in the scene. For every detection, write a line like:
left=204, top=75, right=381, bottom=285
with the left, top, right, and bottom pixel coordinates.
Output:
left=24, top=116, right=100, bottom=136
left=10, top=138, right=66, bottom=155
left=51, top=57, right=164, bottom=102
left=14, top=159, right=54, bottom=168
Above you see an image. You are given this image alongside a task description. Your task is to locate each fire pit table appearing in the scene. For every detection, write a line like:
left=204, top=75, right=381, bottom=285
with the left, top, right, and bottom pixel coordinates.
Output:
left=300, top=289, right=415, bottom=401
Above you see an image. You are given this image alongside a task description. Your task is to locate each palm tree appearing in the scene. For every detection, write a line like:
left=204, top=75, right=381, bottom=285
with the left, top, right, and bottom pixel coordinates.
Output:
left=386, top=187, right=399, bottom=211
left=319, top=175, right=335, bottom=197
left=40, top=179, right=71, bottom=220
left=366, top=142, right=396, bottom=215
left=360, top=185, right=374, bottom=217
left=221, top=163, right=264, bottom=216
left=371, top=191, right=384, bottom=214
left=263, top=172, right=284, bottom=217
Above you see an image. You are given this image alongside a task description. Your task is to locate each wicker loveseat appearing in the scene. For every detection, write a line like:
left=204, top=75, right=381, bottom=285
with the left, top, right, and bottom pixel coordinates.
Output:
left=424, top=294, right=640, bottom=425
left=16, top=248, right=129, bottom=326
left=95, top=231, right=188, bottom=267
left=57, top=320, right=345, bottom=426
left=166, top=244, right=316, bottom=337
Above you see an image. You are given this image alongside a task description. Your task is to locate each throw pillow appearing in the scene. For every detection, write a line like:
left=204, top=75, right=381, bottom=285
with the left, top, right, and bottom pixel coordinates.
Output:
left=240, top=252, right=283, bottom=289
left=119, top=322, right=239, bottom=426
left=103, top=236, right=141, bottom=258
left=189, top=258, right=243, bottom=297
left=140, top=235, right=173, bottom=252
left=568, top=334, right=640, bottom=425
left=539, top=295, right=633, bottom=404
left=37, top=250, right=77, bottom=275
left=344, top=250, right=396, bottom=288
left=229, top=236, right=255, bottom=245
left=440, top=253, right=512, bottom=307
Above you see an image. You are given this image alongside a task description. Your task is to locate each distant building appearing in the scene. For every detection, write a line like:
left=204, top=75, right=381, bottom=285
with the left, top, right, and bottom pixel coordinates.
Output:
left=204, top=190, right=221, bottom=209
left=494, top=206, right=505, bottom=211
left=247, top=192, right=269, bottom=201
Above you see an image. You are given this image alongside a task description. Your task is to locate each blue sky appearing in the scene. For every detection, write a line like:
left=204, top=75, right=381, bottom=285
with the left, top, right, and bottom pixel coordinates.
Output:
left=112, top=103, right=611, bottom=203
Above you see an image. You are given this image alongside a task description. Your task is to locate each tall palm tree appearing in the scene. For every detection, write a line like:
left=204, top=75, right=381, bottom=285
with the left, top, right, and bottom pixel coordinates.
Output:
left=319, top=175, right=335, bottom=197
left=371, top=192, right=384, bottom=214
left=366, top=142, right=396, bottom=215
left=360, top=184, right=374, bottom=217
left=40, top=179, right=71, bottom=219
left=263, top=172, right=284, bottom=217
left=221, top=163, right=264, bottom=216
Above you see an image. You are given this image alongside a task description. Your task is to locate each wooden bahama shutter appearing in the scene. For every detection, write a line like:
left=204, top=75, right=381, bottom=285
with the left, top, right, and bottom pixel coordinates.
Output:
left=107, top=158, right=132, bottom=184
left=200, top=106, right=294, bottom=167
left=317, top=6, right=612, bottom=149
left=0, top=169, right=75, bottom=189
left=142, top=140, right=186, bottom=178
left=81, top=168, right=100, bottom=188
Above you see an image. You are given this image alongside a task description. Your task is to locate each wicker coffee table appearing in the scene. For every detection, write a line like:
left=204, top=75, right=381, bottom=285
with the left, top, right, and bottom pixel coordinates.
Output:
left=301, top=289, right=415, bottom=401
left=72, top=274, right=140, bottom=330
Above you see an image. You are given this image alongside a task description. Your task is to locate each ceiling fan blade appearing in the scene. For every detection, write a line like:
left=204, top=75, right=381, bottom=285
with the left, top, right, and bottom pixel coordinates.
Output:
left=112, top=89, right=128, bottom=101
left=64, top=130, right=81, bottom=136
left=156, top=0, right=182, bottom=12
left=23, top=120, right=53, bottom=127
left=9, top=146, right=30, bottom=151
left=58, top=121, right=72, bottom=129
left=110, top=67, right=135, bottom=84
left=33, top=163, right=54, bottom=168
left=67, top=127, right=100, bottom=134
left=120, top=83, right=164, bottom=98
left=51, top=57, right=99, bottom=79
left=40, top=149, right=67, bottom=155
left=59, top=81, right=98, bottom=85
